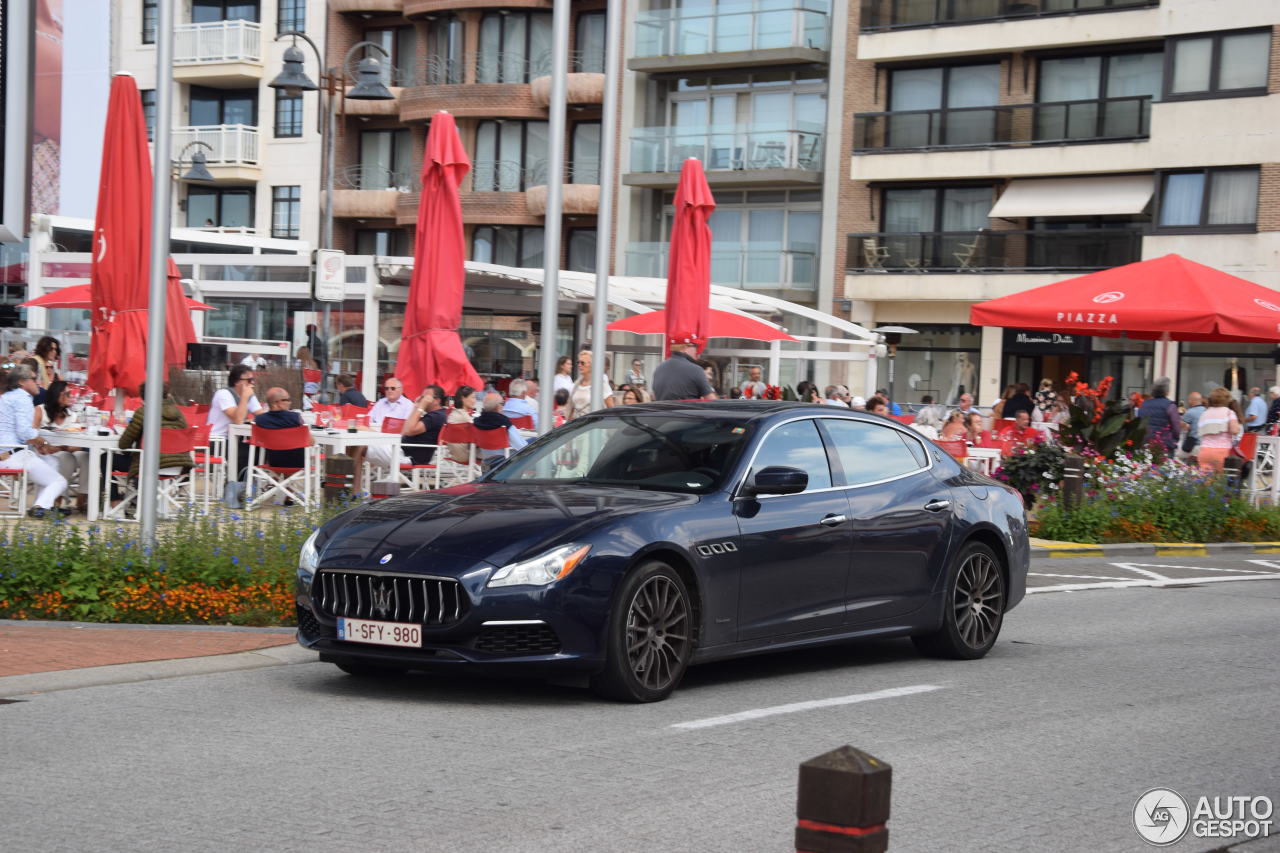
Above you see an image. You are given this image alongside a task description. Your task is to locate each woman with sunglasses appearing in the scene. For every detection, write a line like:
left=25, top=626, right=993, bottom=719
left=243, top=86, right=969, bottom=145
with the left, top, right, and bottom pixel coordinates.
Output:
left=33, top=336, right=63, bottom=388
left=33, top=379, right=89, bottom=512
left=568, top=350, right=616, bottom=420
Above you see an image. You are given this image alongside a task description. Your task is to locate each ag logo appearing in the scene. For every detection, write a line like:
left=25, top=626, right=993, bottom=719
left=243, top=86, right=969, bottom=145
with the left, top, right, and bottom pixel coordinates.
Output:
left=1254, top=298, right=1280, bottom=312
left=1133, top=788, right=1190, bottom=846
left=1093, top=291, right=1125, bottom=304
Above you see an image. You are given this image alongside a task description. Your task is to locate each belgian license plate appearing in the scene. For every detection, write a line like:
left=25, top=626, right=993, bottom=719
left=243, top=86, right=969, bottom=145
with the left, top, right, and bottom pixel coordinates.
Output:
left=337, top=617, right=421, bottom=648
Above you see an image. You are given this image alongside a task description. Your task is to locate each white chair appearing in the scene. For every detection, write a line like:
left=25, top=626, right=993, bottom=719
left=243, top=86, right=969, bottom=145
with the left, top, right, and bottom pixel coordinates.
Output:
left=104, top=428, right=200, bottom=521
left=0, top=444, right=29, bottom=518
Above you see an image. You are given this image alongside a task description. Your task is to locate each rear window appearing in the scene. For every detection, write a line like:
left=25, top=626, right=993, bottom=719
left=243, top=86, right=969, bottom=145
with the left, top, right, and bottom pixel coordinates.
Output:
left=822, top=419, right=926, bottom=486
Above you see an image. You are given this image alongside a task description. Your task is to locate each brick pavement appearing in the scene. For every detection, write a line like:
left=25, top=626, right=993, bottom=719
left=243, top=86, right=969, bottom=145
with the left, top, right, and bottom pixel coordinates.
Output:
left=0, top=622, right=295, bottom=677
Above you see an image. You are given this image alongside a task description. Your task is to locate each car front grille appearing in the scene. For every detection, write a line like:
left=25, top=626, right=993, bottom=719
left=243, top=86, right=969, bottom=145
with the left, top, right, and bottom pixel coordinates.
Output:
left=473, top=623, right=561, bottom=656
left=296, top=605, right=333, bottom=641
left=314, top=571, right=469, bottom=627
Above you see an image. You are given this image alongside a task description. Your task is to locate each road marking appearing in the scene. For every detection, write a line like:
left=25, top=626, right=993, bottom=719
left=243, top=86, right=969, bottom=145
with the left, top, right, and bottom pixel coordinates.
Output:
left=1030, top=572, right=1134, bottom=581
left=1111, top=561, right=1274, bottom=575
left=1027, top=574, right=1280, bottom=594
left=670, top=685, right=944, bottom=730
left=1108, top=562, right=1171, bottom=581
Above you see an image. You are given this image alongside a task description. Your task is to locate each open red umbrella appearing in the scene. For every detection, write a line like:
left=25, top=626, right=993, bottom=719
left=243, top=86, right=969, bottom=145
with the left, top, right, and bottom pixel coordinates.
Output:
left=970, top=254, right=1280, bottom=344
left=164, top=259, right=200, bottom=370
left=663, top=158, right=716, bottom=354
left=21, top=281, right=214, bottom=312
left=88, top=74, right=154, bottom=396
left=608, top=308, right=796, bottom=342
left=396, top=111, right=482, bottom=397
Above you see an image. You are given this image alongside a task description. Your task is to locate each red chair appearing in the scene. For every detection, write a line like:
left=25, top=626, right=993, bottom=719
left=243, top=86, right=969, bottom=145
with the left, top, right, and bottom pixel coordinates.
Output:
left=247, top=424, right=315, bottom=509
left=509, top=415, right=535, bottom=430
left=381, top=416, right=405, bottom=434
left=189, top=422, right=221, bottom=508
left=1237, top=431, right=1258, bottom=461
left=0, top=445, right=29, bottom=517
left=106, top=427, right=200, bottom=520
left=341, top=403, right=371, bottom=421
left=473, top=424, right=511, bottom=459
left=934, top=439, right=968, bottom=461
left=891, top=414, right=915, bottom=425
left=431, top=421, right=478, bottom=487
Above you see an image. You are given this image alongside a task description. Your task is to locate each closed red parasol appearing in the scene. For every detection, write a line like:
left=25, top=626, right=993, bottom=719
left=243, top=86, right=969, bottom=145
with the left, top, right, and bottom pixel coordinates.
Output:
left=89, top=74, right=154, bottom=395
left=396, top=111, right=482, bottom=398
left=970, top=254, right=1280, bottom=343
left=663, top=158, right=717, bottom=354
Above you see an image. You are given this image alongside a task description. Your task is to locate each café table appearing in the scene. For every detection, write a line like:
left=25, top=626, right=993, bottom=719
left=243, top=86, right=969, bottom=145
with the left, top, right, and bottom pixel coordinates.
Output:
left=39, top=426, right=122, bottom=522
left=966, top=446, right=1002, bottom=476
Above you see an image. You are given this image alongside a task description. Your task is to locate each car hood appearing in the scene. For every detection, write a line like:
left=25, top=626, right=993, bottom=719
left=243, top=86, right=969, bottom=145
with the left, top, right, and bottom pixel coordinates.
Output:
left=317, top=483, right=695, bottom=572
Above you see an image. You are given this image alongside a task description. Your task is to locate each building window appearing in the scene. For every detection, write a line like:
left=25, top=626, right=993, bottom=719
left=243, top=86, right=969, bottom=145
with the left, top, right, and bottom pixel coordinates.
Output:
left=358, top=129, right=414, bottom=189
left=356, top=229, right=410, bottom=256
left=473, top=121, right=548, bottom=191
left=142, top=0, right=157, bottom=44
left=140, top=89, right=156, bottom=141
left=1036, top=51, right=1161, bottom=140
left=567, top=229, right=596, bottom=273
left=472, top=226, right=544, bottom=267
left=477, top=12, right=552, bottom=83
left=363, top=26, right=417, bottom=87
left=274, top=93, right=302, bottom=137
left=187, top=187, right=255, bottom=229
left=1165, top=29, right=1271, bottom=99
left=570, top=122, right=600, bottom=184
left=879, top=186, right=992, bottom=269
left=1157, top=168, right=1259, bottom=230
left=190, top=87, right=258, bottom=126
left=887, top=64, right=1000, bottom=147
left=575, top=12, right=606, bottom=73
left=278, top=0, right=304, bottom=33
left=271, top=186, right=301, bottom=238
left=426, top=16, right=465, bottom=84
left=192, top=1, right=260, bottom=23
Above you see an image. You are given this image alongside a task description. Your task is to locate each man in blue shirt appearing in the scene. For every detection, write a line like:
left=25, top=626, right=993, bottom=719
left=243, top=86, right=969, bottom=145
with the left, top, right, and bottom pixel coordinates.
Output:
left=501, top=378, right=538, bottom=429
left=0, top=365, right=69, bottom=517
left=1245, top=386, right=1268, bottom=432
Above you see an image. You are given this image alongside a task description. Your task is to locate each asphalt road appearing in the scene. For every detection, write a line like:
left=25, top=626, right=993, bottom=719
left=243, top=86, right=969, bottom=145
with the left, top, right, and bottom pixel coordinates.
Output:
left=3, top=557, right=1278, bottom=853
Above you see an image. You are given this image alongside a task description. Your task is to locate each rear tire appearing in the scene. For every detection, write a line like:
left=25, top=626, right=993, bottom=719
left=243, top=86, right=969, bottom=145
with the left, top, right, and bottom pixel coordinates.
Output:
left=912, top=541, right=1005, bottom=660
left=590, top=561, right=694, bottom=702
left=335, top=660, right=408, bottom=678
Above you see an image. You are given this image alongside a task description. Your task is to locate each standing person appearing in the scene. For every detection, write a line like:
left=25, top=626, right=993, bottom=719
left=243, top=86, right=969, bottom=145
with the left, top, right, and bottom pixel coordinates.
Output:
left=651, top=344, right=715, bottom=402
left=626, top=359, right=647, bottom=389
left=32, top=336, right=62, bottom=388
left=304, top=323, right=327, bottom=371
left=1178, top=390, right=1206, bottom=463
left=0, top=365, right=69, bottom=517
left=1244, top=386, right=1268, bottom=432
left=552, top=356, right=575, bottom=398
left=568, top=350, right=616, bottom=417
left=334, top=374, right=368, bottom=408
left=35, top=380, right=89, bottom=512
left=990, top=384, right=1015, bottom=418
left=795, top=381, right=821, bottom=404
left=740, top=366, right=767, bottom=399
left=1138, top=378, right=1181, bottom=454
left=501, top=378, right=538, bottom=428
left=1267, top=385, right=1280, bottom=427
left=1196, top=387, right=1241, bottom=473
left=1033, top=379, right=1058, bottom=417
left=1001, top=384, right=1035, bottom=421
left=699, top=361, right=720, bottom=397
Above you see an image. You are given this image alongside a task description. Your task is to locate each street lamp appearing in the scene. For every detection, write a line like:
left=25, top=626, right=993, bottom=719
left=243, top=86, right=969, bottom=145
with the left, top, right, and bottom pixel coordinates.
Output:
left=872, top=325, right=918, bottom=409
left=174, top=140, right=215, bottom=183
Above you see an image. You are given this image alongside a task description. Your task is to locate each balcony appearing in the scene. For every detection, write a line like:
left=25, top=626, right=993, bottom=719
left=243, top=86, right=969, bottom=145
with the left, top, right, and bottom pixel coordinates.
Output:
left=332, top=0, right=403, bottom=11
left=401, top=55, right=545, bottom=121
left=331, top=166, right=409, bottom=219
left=630, top=6, right=830, bottom=73
left=531, top=52, right=605, bottom=106
left=172, top=125, right=260, bottom=181
left=626, top=242, right=818, bottom=292
left=858, top=0, right=1157, bottom=32
left=626, top=123, right=824, bottom=188
left=172, top=21, right=262, bottom=87
left=847, top=227, right=1143, bottom=272
left=854, top=96, right=1150, bottom=153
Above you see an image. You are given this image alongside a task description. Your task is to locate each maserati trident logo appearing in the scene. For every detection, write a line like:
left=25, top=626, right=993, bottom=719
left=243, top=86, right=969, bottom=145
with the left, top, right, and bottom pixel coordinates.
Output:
left=371, top=581, right=393, bottom=617
left=379, top=553, right=393, bottom=564
left=1093, top=291, right=1125, bottom=304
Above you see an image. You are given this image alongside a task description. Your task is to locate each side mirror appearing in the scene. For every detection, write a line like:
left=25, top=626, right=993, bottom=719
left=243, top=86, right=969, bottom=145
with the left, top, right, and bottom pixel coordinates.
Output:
left=741, top=465, right=808, bottom=497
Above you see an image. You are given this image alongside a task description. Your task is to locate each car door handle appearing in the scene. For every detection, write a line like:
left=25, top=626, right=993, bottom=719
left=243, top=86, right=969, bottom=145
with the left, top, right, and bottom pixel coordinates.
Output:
left=924, top=499, right=952, bottom=512
left=818, top=514, right=848, bottom=527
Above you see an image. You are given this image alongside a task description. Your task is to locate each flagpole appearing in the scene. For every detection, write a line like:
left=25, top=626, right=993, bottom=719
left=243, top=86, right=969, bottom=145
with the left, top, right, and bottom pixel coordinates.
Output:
left=537, top=0, right=571, bottom=434
left=140, top=0, right=175, bottom=546
left=589, top=0, right=621, bottom=411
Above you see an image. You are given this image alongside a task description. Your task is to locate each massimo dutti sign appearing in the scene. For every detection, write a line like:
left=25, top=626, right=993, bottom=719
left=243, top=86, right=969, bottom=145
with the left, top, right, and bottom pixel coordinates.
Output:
left=1003, top=329, right=1088, bottom=353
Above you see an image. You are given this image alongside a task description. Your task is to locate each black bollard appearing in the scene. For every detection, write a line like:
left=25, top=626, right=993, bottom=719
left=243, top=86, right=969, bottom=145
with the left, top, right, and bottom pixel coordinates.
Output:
left=1061, top=453, right=1084, bottom=512
left=795, top=746, right=891, bottom=853
left=322, top=453, right=357, bottom=502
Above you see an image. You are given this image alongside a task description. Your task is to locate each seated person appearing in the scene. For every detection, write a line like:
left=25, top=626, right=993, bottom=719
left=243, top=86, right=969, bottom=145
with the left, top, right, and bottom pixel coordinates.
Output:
left=255, top=387, right=307, bottom=468
left=502, top=378, right=538, bottom=428
left=360, top=377, right=415, bottom=473
left=997, top=409, right=1039, bottom=443
left=400, top=384, right=448, bottom=466
left=335, top=373, right=367, bottom=408
left=117, top=381, right=194, bottom=477
left=939, top=410, right=968, bottom=441
left=474, top=392, right=528, bottom=461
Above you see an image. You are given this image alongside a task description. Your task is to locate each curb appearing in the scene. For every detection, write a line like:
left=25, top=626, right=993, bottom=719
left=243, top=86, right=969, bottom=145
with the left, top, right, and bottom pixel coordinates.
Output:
left=1031, top=541, right=1280, bottom=558
left=0, top=643, right=318, bottom=699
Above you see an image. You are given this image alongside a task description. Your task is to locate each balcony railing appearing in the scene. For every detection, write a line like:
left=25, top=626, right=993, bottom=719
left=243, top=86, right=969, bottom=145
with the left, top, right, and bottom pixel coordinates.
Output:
left=859, top=0, right=1157, bottom=32
left=634, top=6, right=830, bottom=57
left=854, top=96, right=1151, bottom=152
left=392, top=161, right=598, bottom=193
left=174, top=20, right=261, bottom=64
left=419, top=56, right=466, bottom=85
left=630, top=123, right=824, bottom=174
left=336, top=165, right=415, bottom=191
left=847, top=228, right=1143, bottom=272
left=626, top=242, right=818, bottom=290
left=172, top=125, right=259, bottom=166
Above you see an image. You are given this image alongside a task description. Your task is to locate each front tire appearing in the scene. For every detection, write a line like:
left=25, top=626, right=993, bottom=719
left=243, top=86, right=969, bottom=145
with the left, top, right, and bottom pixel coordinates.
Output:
left=591, top=561, right=694, bottom=702
left=912, top=542, right=1005, bottom=660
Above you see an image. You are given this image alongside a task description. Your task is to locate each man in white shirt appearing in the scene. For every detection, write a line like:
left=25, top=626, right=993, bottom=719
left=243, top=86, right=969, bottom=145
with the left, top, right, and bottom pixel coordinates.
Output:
left=364, top=377, right=416, bottom=473
left=740, top=366, right=767, bottom=399
left=208, top=365, right=266, bottom=437
left=0, top=365, right=68, bottom=517
left=823, top=385, right=849, bottom=407
left=501, top=378, right=538, bottom=429
left=239, top=353, right=267, bottom=370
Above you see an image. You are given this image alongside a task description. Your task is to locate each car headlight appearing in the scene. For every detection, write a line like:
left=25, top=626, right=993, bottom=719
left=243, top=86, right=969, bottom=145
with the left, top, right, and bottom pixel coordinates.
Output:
left=297, top=529, right=321, bottom=592
left=488, top=544, right=591, bottom=588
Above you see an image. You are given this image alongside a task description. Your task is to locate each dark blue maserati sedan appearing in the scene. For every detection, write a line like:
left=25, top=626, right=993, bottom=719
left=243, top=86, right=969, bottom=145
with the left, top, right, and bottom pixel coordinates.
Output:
left=296, top=401, right=1029, bottom=701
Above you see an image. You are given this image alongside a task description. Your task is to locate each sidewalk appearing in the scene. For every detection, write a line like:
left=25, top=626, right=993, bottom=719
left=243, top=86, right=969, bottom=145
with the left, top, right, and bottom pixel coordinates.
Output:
left=0, top=620, right=312, bottom=699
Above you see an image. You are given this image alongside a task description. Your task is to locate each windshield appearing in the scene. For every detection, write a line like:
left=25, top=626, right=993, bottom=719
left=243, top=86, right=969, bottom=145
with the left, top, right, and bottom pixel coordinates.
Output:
left=487, top=414, right=752, bottom=493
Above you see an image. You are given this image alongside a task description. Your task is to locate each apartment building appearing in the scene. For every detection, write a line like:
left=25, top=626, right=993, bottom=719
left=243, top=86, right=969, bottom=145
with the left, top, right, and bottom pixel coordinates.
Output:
left=840, top=0, right=1280, bottom=404
left=115, top=0, right=327, bottom=247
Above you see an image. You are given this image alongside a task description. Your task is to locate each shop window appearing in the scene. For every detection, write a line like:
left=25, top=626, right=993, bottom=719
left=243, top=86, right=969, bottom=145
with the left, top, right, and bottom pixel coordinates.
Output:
left=1157, top=168, right=1259, bottom=230
left=1165, top=29, right=1271, bottom=100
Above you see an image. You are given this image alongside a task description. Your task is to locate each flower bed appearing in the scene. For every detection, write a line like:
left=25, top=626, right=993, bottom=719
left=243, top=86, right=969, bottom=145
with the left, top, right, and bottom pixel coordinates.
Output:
left=0, top=506, right=345, bottom=625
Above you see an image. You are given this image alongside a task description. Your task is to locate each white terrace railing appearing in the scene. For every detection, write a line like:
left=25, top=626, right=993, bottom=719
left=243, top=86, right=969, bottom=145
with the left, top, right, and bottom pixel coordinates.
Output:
left=174, top=20, right=262, bottom=65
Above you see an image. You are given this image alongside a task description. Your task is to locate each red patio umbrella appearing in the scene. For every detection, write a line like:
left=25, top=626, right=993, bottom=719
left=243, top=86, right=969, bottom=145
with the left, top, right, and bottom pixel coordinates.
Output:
left=608, top=307, right=796, bottom=342
left=396, top=111, right=482, bottom=397
left=164, top=259, right=200, bottom=370
left=88, top=74, right=154, bottom=396
left=662, top=158, right=717, bottom=355
left=970, top=254, right=1280, bottom=344
left=21, top=281, right=214, bottom=312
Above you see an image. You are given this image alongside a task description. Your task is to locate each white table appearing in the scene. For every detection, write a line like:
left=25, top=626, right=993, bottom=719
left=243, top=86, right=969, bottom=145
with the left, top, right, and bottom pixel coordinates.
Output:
left=966, top=446, right=1002, bottom=475
left=1247, top=434, right=1280, bottom=505
left=39, top=427, right=121, bottom=521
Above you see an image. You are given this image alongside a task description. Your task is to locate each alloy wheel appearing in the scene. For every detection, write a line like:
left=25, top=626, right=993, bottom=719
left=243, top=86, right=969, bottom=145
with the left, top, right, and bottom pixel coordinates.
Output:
left=625, top=575, right=690, bottom=692
left=953, top=551, right=1003, bottom=649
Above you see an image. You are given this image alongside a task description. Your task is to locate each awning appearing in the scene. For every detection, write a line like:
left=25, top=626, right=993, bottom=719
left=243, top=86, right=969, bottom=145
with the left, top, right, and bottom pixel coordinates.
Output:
left=989, top=175, right=1154, bottom=219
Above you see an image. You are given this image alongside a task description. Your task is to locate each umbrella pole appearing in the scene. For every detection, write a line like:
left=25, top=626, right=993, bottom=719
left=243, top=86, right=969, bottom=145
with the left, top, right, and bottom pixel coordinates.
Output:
left=139, top=0, right=176, bottom=546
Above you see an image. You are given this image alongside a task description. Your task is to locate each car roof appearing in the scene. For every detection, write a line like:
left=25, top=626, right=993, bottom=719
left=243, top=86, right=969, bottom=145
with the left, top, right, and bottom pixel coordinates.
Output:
left=589, top=400, right=858, bottom=424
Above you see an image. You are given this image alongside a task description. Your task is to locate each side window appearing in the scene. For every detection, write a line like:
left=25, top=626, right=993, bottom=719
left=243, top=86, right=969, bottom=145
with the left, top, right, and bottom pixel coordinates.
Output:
left=750, top=420, right=831, bottom=491
left=823, top=420, right=925, bottom=486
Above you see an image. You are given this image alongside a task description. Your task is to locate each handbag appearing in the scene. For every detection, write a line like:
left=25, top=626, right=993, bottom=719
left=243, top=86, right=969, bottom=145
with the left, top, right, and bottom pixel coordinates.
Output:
left=1181, top=431, right=1196, bottom=454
